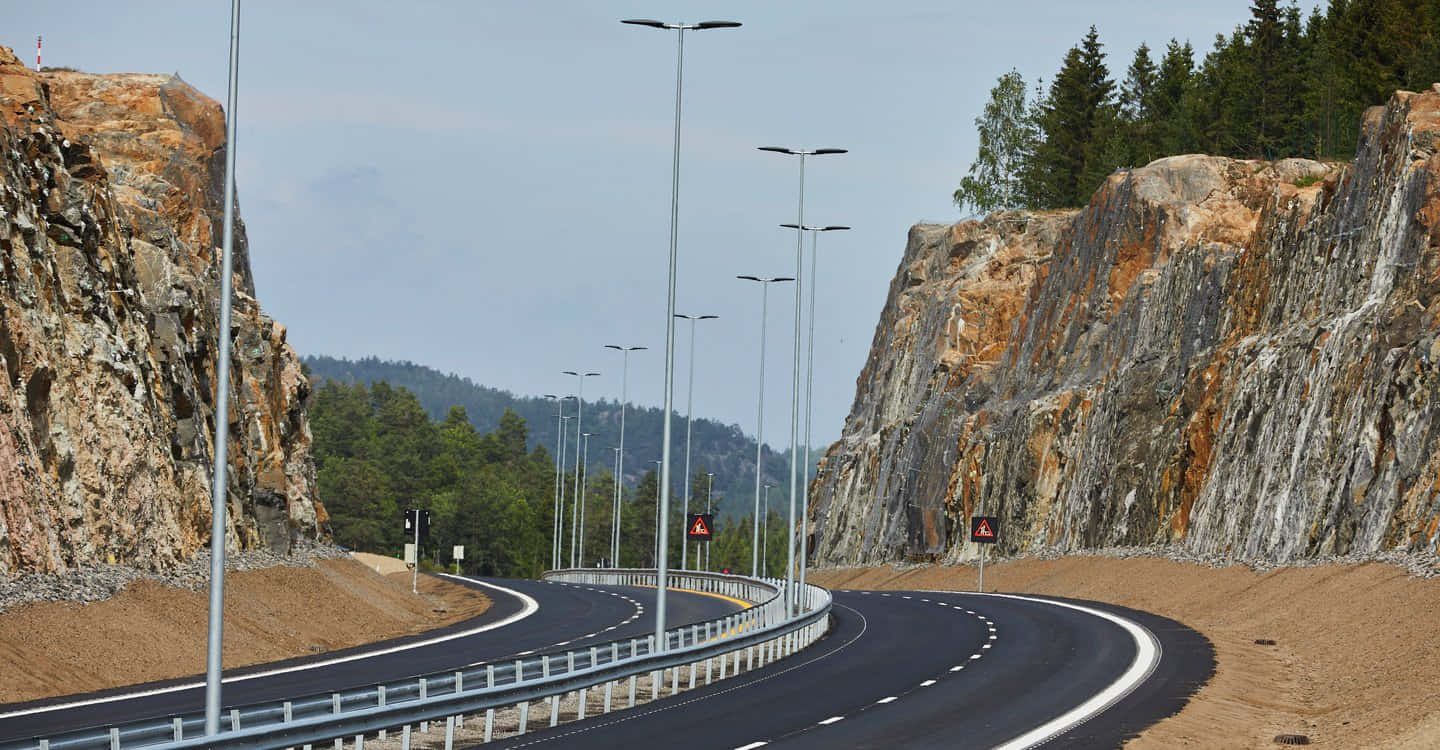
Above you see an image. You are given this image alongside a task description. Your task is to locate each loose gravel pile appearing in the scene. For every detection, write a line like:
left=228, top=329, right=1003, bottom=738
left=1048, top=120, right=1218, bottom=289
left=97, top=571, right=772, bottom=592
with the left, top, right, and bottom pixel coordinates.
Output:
left=0, top=541, right=349, bottom=614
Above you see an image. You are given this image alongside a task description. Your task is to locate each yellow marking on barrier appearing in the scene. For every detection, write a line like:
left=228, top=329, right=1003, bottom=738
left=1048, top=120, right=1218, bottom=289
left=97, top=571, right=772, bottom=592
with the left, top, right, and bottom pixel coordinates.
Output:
left=631, top=584, right=755, bottom=638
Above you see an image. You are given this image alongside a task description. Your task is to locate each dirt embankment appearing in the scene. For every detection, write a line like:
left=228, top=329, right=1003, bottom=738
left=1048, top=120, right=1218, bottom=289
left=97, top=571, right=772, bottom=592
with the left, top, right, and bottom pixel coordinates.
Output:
left=0, top=556, right=489, bottom=704
left=809, top=558, right=1440, bottom=749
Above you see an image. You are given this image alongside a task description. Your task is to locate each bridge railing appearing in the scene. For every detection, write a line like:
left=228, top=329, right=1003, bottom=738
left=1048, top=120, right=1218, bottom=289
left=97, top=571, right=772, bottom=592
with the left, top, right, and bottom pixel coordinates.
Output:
left=4, top=569, right=830, bottom=750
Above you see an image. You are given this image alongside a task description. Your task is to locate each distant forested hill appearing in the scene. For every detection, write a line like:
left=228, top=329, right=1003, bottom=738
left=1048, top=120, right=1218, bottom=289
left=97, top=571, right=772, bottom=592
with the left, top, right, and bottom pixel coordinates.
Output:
left=303, top=355, right=814, bottom=519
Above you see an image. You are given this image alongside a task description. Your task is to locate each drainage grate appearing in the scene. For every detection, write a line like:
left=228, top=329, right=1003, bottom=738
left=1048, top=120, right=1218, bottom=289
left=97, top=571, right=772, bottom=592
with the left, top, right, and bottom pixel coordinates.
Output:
left=1274, top=734, right=1311, bottom=745
left=1254, top=639, right=1278, bottom=645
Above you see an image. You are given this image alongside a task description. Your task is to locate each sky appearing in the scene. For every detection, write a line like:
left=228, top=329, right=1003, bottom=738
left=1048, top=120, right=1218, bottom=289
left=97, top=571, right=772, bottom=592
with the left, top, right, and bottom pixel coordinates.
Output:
left=4, top=0, right=1279, bottom=449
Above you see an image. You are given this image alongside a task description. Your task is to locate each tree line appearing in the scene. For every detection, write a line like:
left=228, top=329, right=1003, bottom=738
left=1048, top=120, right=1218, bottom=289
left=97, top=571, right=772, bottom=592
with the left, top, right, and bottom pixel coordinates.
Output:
left=311, top=380, right=795, bottom=579
left=955, top=0, right=1440, bottom=213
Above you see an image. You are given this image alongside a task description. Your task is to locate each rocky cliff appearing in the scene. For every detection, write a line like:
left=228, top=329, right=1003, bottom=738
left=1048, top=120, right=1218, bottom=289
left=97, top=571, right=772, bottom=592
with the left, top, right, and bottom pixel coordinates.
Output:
left=812, top=85, right=1440, bottom=566
left=0, top=47, right=323, bottom=576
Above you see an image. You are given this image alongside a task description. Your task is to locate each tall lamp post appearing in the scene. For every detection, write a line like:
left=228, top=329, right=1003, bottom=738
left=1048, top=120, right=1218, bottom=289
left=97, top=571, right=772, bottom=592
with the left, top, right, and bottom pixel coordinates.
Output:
left=563, top=370, right=600, bottom=568
left=543, top=394, right=572, bottom=571
left=674, top=313, right=718, bottom=570
left=762, top=483, right=774, bottom=578
left=705, top=471, right=715, bottom=570
left=759, top=145, right=846, bottom=614
left=780, top=223, right=850, bottom=599
left=604, top=344, right=646, bottom=567
left=737, top=274, right=793, bottom=577
left=622, top=16, right=740, bottom=651
left=651, top=458, right=663, bottom=566
left=204, top=0, right=242, bottom=735
left=579, top=432, right=592, bottom=565
left=556, top=413, right=574, bottom=568
left=611, top=447, right=621, bottom=566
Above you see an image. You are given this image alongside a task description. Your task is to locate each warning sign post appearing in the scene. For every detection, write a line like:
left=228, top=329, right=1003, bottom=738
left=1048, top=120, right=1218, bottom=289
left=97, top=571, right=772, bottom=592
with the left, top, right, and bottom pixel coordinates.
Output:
left=686, top=513, right=714, bottom=541
left=970, top=515, right=1000, bottom=593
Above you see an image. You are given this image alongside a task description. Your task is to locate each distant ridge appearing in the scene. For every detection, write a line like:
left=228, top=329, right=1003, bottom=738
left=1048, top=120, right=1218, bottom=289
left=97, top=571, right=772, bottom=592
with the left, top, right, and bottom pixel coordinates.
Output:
left=303, top=355, right=814, bottom=519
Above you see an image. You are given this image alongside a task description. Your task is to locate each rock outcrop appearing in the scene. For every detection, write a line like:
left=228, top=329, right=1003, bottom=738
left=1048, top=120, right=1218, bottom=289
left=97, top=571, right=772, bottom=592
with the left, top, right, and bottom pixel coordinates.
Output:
left=0, top=47, right=324, bottom=576
left=812, top=85, right=1440, bottom=566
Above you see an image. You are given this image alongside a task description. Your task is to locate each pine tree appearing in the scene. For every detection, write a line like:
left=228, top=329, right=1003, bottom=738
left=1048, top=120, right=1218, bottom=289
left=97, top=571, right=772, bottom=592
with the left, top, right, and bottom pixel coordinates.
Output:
left=954, top=69, right=1034, bottom=214
left=1027, top=27, right=1119, bottom=207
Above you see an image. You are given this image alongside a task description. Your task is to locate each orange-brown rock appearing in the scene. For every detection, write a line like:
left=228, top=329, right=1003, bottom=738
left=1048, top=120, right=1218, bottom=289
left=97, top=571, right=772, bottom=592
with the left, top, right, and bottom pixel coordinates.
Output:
left=0, top=46, right=323, bottom=575
left=812, top=86, right=1440, bottom=566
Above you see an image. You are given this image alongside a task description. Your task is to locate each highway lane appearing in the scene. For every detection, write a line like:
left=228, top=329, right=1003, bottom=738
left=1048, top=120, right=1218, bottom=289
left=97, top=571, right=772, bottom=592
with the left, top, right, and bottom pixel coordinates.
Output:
left=487, top=589, right=1212, bottom=750
left=0, top=574, right=742, bottom=744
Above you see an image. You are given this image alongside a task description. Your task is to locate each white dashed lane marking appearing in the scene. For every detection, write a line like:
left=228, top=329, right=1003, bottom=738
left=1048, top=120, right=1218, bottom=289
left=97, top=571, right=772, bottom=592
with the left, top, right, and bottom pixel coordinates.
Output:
left=818, top=716, right=845, bottom=725
left=735, top=742, right=769, bottom=750
left=877, top=696, right=898, bottom=704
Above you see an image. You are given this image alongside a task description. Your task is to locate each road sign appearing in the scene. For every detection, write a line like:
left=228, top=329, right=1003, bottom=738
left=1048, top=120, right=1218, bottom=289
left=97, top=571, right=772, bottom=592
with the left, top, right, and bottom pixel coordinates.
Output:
left=971, top=516, right=999, bottom=543
left=404, top=508, right=431, bottom=541
left=452, top=545, right=464, bottom=561
left=404, top=543, right=416, bottom=565
left=686, top=513, right=714, bottom=540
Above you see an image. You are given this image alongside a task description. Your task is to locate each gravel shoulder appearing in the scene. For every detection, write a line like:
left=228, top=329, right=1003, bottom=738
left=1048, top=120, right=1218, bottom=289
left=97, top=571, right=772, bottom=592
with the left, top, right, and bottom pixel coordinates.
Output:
left=809, top=556, right=1440, bottom=749
left=0, top=553, right=489, bottom=704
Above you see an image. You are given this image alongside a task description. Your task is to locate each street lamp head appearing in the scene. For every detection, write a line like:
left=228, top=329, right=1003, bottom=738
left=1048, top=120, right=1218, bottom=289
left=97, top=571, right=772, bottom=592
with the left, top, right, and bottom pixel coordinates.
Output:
left=695, top=20, right=742, bottom=29
left=821, top=225, right=851, bottom=232
left=620, top=18, right=670, bottom=28
left=757, top=146, right=796, bottom=155
left=585, top=371, right=601, bottom=377
left=813, top=148, right=848, bottom=155
left=562, top=370, right=578, bottom=376
left=544, top=394, right=559, bottom=399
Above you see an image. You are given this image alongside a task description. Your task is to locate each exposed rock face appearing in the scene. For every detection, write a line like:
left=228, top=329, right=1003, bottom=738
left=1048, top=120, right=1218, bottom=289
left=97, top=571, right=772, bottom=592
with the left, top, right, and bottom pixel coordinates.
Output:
left=812, top=85, right=1440, bottom=566
left=0, top=47, right=324, bottom=575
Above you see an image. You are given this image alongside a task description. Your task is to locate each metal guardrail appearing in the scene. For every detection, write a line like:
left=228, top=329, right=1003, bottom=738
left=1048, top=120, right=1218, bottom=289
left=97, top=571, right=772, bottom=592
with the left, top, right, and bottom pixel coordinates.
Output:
left=3, top=569, right=831, bottom=750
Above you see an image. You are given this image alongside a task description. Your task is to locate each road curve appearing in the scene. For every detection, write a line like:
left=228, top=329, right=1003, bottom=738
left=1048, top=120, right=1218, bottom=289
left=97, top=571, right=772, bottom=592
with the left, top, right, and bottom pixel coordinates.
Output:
left=0, top=575, right=741, bottom=744
left=485, top=589, right=1212, bottom=749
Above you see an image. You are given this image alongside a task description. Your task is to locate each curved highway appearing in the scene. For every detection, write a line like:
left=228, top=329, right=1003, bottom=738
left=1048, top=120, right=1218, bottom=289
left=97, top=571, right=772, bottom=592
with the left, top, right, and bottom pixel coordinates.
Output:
left=0, top=575, right=741, bottom=745
left=487, top=589, right=1212, bottom=749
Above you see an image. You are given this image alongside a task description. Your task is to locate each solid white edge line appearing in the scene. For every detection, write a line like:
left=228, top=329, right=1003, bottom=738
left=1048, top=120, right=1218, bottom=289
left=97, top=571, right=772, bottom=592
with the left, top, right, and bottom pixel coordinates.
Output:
left=946, top=591, right=1162, bottom=750
left=0, top=574, right=539, bottom=720
left=735, top=742, right=770, bottom=750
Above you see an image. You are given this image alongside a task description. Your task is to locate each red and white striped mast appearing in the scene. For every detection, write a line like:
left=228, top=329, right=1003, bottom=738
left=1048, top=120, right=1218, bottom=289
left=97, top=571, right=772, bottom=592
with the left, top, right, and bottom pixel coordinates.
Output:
left=35, top=36, right=41, bottom=70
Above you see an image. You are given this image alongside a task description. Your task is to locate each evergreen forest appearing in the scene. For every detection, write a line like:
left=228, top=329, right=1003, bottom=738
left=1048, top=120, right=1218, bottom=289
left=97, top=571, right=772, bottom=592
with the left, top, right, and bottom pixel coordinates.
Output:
left=954, top=0, right=1440, bottom=213
left=310, top=379, right=799, bottom=579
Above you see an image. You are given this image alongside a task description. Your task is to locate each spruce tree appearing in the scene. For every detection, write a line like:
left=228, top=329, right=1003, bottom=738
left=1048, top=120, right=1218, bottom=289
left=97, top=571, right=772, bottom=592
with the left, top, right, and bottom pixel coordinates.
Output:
left=1120, top=43, right=1161, bottom=166
left=1027, top=26, right=1119, bottom=207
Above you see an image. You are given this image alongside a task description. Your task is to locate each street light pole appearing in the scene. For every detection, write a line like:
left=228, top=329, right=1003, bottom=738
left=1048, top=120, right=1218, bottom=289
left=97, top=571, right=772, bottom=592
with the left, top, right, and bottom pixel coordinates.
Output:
left=611, top=447, right=621, bottom=566
left=705, top=472, right=715, bottom=570
left=675, top=313, right=717, bottom=570
left=737, top=275, right=793, bottom=577
left=557, top=414, right=573, bottom=569
left=543, top=395, right=566, bottom=570
left=651, top=458, right=663, bottom=566
left=204, top=0, right=242, bottom=735
left=580, top=432, right=592, bottom=566
left=623, top=16, right=740, bottom=651
left=563, top=370, right=600, bottom=568
left=604, top=344, right=646, bottom=567
left=762, top=483, right=773, bottom=578
left=759, top=145, right=847, bottom=615
left=781, top=223, right=850, bottom=599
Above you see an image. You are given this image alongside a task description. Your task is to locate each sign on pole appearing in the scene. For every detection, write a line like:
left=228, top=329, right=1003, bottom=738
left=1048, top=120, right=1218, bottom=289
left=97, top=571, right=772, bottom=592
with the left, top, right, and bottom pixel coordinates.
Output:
left=686, top=513, right=714, bottom=541
left=970, top=516, right=999, bottom=544
left=452, top=545, right=465, bottom=561
left=404, top=508, right=431, bottom=541
left=404, top=543, right=417, bottom=565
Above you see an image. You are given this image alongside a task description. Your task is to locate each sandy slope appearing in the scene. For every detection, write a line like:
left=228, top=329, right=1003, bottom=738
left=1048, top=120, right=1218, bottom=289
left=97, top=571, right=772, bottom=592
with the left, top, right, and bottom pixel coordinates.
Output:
left=0, top=556, right=489, bottom=704
left=809, top=558, right=1439, bottom=749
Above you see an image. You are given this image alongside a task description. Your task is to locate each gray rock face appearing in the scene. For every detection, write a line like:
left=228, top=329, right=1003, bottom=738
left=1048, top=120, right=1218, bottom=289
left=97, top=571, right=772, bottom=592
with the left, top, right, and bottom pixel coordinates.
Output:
left=811, top=86, right=1440, bottom=567
left=0, top=48, right=324, bottom=575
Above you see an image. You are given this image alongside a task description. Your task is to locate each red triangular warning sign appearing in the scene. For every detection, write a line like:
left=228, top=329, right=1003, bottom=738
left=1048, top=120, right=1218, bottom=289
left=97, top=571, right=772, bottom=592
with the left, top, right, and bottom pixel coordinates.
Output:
left=690, top=517, right=710, bottom=536
left=975, top=519, right=993, bottom=538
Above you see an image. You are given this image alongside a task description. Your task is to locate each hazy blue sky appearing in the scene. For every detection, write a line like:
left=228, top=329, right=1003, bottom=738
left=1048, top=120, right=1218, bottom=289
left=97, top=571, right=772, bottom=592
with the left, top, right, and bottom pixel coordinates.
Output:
left=5, top=1, right=1279, bottom=449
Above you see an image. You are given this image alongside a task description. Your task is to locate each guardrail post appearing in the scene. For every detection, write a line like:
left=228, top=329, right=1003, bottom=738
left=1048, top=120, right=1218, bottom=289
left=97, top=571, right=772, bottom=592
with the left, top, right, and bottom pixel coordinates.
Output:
left=604, top=679, right=613, bottom=713
left=578, top=687, right=587, bottom=719
left=230, top=709, right=241, bottom=731
left=354, top=733, right=364, bottom=750
left=611, top=641, right=619, bottom=664
left=400, top=724, right=411, bottom=750
left=172, top=716, right=183, bottom=741
left=706, top=653, right=713, bottom=684
left=418, top=678, right=429, bottom=732
left=454, top=671, right=464, bottom=727
left=377, top=685, right=387, bottom=740
left=688, top=659, right=697, bottom=689
left=39, top=741, right=49, bottom=750
left=485, top=664, right=495, bottom=741
left=650, top=669, right=660, bottom=700
left=444, top=715, right=455, bottom=750
left=567, top=650, right=575, bottom=673
left=109, top=728, right=119, bottom=750
left=590, top=645, right=598, bottom=670
left=332, top=693, right=342, bottom=750
left=670, top=664, right=679, bottom=695
left=628, top=674, right=637, bottom=707
left=518, top=700, right=529, bottom=736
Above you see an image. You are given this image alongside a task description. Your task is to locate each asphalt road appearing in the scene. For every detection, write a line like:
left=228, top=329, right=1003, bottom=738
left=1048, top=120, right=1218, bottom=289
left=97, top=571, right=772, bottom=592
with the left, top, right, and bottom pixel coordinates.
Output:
left=0, top=575, right=740, bottom=744
left=485, top=589, right=1213, bottom=750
